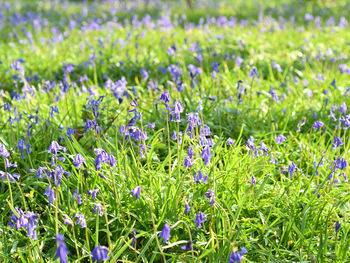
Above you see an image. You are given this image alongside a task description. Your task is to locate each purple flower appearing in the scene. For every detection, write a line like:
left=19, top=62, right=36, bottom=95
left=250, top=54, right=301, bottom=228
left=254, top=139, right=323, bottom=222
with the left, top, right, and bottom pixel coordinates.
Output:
left=273, top=61, right=282, bottom=72
left=73, top=154, right=85, bottom=168
left=193, top=212, right=206, bottom=228
left=140, top=69, right=149, bottom=81
left=335, top=221, right=341, bottom=233
left=248, top=66, right=259, bottom=78
left=246, top=137, right=255, bottom=153
left=229, top=247, right=247, bottom=263
left=332, top=137, right=343, bottom=149
left=73, top=189, right=82, bottom=205
left=88, top=189, right=99, bottom=200
left=187, top=146, right=194, bottom=158
left=235, top=57, right=243, bottom=67
left=91, top=246, right=109, bottom=262
left=259, top=142, right=269, bottom=156
left=226, top=138, right=234, bottom=146
left=131, top=231, right=137, bottom=247
left=109, top=153, right=116, bottom=167
left=200, top=146, right=211, bottom=166
left=183, top=156, right=193, bottom=168
left=335, top=157, right=347, bottom=170
left=0, top=144, right=10, bottom=158
left=159, top=223, right=171, bottom=243
left=56, top=234, right=69, bottom=263
left=171, top=130, right=177, bottom=140
left=251, top=175, right=256, bottom=185
left=170, top=101, right=184, bottom=122
left=0, top=171, right=20, bottom=182
left=75, top=213, right=87, bottom=228
left=313, top=121, right=324, bottom=131
left=92, top=203, right=103, bottom=216
left=132, top=186, right=141, bottom=199
left=205, top=189, right=215, bottom=206
left=47, top=141, right=66, bottom=156
left=194, top=170, right=208, bottom=184
left=181, top=240, right=192, bottom=251
left=288, top=161, right=297, bottom=178
left=339, top=103, right=347, bottom=115
left=8, top=208, right=38, bottom=240
left=275, top=134, right=286, bottom=144
left=44, top=185, right=55, bottom=205
left=184, top=200, right=191, bottom=214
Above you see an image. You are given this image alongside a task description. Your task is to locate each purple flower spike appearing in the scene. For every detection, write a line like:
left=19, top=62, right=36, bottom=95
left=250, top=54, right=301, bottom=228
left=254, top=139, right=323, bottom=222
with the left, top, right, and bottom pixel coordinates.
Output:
left=56, top=234, right=69, bottom=263
left=159, top=223, right=171, bottom=243
left=91, top=246, right=109, bottom=262
left=132, top=186, right=141, bottom=199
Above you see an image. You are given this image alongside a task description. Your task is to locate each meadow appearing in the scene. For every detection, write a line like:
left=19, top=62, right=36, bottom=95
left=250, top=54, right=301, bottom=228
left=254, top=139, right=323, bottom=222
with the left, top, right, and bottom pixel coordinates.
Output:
left=0, top=0, right=350, bottom=262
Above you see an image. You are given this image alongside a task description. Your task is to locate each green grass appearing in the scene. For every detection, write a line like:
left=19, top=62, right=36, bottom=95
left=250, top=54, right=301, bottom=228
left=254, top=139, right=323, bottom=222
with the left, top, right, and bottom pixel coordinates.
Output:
left=0, top=0, right=349, bottom=262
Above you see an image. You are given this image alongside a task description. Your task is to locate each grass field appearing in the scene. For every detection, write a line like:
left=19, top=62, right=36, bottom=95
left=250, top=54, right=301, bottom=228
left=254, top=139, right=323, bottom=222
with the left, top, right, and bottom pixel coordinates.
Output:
left=0, top=0, right=350, bottom=262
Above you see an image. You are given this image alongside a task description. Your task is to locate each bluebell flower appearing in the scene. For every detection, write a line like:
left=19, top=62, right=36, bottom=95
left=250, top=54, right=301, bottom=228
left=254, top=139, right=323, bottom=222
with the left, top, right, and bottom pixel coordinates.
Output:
left=159, top=91, right=170, bottom=109
left=56, top=234, right=69, bottom=263
left=335, top=157, right=347, bottom=170
left=251, top=175, right=256, bottom=185
left=181, top=240, right=193, bottom=251
left=17, top=138, right=26, bottom=159
left=47, top=141, right=66, bottom=156
left=229, top=247, right=247, bottom=263
left=75, top=213, right=87, bottom=228
left=248, top=66, right=259, bottom=78
left=132, top=186, right=141, bottom=199
left=187, top=146, right=194, bottom=158
left=235, top=57, right=243, bottom=68
left=259, top=142, right=269, bottom=156
left=183, top=156, right=193, bottom=168
left=288, top=161, right=297, bottom=178
left=335, top=221, right=341, bottom=233
left=140, top=69, right=149, bottom=81
left=170, top=101, right=184, bottom=122
left=0, top=144, right=10, bottom=158
left=273, top=61, right=282, bottom=72
left=147, top=122, right=155, bottom=129
left=205, top=189, right=215, bottom=206
left=200, top=146, right=211, bottom=166
left=313, top=121, right=324, bottom=131
left=8, top=208, right=38, bottom=240
left=246, top=137, right=255, bottom=153
left=339, top=103, right=347, bottom=115
left=92, top=203, right=103, bottom=216
left=194, top=170, right=208, bottom=184
left=226, top=138, right=234, bottom=146
left=171, top=130, right=177, bottom=140
left=73, top=153, right=85, bottom=168
left=330, top=78, right=337, bottom=89
left=95, top=154, right=103, bottom=171
left=193, top=212, right=206, bottom=228
left=160, top=223, right=171, bottom=243
left=88, top=189, right=99, bottom=200
left=332, top=137, right=343, bottom=149
left=66, top=127, right=75, bottom=140
left=0, top=171, right=20, bottom=182
left=131, top=231, right=137, bottom=247
left=73, top=189, right=82, bottom=205
left=275, top=134, right=286, bottom=144
left=44, top=185, right=55, bottom=205
left=296, top=118, right=306, bottom=132
left=184, top=200, right=191, bottom=214
left=109, top=153, right=116, bottom=167
left=91, top=246, right=109, bottom=262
